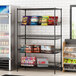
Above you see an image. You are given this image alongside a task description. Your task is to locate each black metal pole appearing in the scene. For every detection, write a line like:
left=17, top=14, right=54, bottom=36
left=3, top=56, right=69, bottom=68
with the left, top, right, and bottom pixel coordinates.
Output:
left=25, top=10, right=26, bottom=56
left=61, top=9, right=62, bottom=71
left=17, top=8, right=61, bottom=10
left=70, top=5, right=72, bottom=39
left=17, top=8, right=18, bottom=71
left=54, top=9, right=56, bottom=74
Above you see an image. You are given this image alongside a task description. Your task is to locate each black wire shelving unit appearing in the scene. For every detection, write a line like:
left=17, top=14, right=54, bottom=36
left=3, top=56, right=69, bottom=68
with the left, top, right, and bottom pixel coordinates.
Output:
left=16, top=8, right=62, bottom=74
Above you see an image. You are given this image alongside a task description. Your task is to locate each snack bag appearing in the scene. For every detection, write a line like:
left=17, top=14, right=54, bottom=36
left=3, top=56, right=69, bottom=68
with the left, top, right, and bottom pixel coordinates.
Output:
left=73, top=59, right=76, bottom=64
left=38, top=16, right=42, bottom=25
left=64, top=59, right=67, bottom=63
left=41, top=16, right=49, bottom=26
left=48, top=16, right=58, bottom=25
left=22, top=16, right=31, bottom=25
left=67, top=59, right=71, bottom=63
left=30, top=16, right=38, bottom=25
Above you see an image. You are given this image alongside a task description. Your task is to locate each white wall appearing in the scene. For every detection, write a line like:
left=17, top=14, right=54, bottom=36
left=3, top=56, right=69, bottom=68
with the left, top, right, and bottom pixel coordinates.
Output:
left=0, top=0, right=76, bottom=63
left=0, top=0, right=75, bottom=42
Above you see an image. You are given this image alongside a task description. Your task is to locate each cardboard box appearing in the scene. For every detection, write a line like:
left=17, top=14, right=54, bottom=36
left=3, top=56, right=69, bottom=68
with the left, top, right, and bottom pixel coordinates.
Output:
left=41, top=45, right=55, bottom=53
left=25, top=45, right=33, bottom=53
left=21, top=57, right=36, bottom=66
left=37, top=57, right=48, bottom=67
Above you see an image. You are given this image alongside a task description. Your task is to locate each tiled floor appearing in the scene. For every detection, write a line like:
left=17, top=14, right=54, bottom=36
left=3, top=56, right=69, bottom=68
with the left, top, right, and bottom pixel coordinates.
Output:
left=0, top=69, right=76, bottom=76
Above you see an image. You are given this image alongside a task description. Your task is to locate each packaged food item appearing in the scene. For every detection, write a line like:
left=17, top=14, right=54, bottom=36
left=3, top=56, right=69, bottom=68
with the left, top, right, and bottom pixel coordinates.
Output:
left=64, top=47, right=69, bottom=52
left=41, top=16, right=49, bottom=26
left=20, top=46, right=25, bottom=53
left=21, top=57, right=26, bottom=64
left=25, top=45, right=33, bottom=53
left=64, top=52, right=76, bottom=58
left=64, top=59, right=76, bottom=64
left=64, top=59, right=68, bottom=63
left=37, top=57, right=48, bottom=67
left=69, top=48, right=73, bottom=51
left=22, top=16, right=31, bottom=25
left=21, top=57, right=36, bottom=66
left=33, top=45, right=41, bottom=53
left=48, top=16, right=58, bottom=25
left=73, top=59, right=76, bottom=64
left=30, top=16, right=38, bottom=25
left=64, top=47, right=74, bottom=52
left=38, top=16, right=42, bottom=25
left=41, top=45, right=55, bottom=53
left=67, top=59, right=71, bottom=63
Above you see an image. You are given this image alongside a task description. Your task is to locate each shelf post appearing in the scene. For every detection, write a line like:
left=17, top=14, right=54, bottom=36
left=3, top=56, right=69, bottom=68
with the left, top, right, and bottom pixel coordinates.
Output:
left=61, top=9, right=62, bottom=71
left=54, top=8, right=56, bottom=74
left=25, top=9, right=26, bottom=56
left=17, top=8, right=18, bottom=71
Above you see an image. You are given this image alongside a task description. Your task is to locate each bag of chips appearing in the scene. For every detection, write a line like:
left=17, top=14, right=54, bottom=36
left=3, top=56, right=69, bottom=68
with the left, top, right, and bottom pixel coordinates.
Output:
left=48, top=16, right=58, bottom=25
left=38, top=16, right=42, bottom=25
left=30, top=16, right=38, bottom=25
left=22, top=16, right=31, bottom=25
left=41, top=16, right=49, bottom=26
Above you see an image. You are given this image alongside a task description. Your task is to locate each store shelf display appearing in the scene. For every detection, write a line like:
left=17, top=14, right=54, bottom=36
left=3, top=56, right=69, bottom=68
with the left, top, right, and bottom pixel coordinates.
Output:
left=63, top=40, right=76, bottom=72
left=17, top=8, right=62, bottom=74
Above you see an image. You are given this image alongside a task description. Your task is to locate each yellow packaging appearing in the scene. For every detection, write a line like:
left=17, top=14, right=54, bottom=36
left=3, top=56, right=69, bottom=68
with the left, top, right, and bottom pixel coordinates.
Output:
left=41, top=16, right=49, bottom=26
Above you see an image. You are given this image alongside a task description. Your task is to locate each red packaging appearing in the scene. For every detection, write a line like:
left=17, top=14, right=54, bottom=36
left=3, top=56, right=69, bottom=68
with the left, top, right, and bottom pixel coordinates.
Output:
left=33, top=45, right=41, bottom=53
left=21, top=57, right=26, bottom=64
left=48, top=16, right=58, bottom=25
left=21, top=57, right=36, bottom=66
left=25, top=45, right=33, bottom=53
left=37, top=58, right=48, bottom=64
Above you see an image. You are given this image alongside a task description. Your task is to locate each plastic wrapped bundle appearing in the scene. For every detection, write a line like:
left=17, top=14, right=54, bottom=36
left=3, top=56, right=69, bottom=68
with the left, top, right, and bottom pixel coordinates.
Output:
left=21, top=57, right=36, bottom=66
